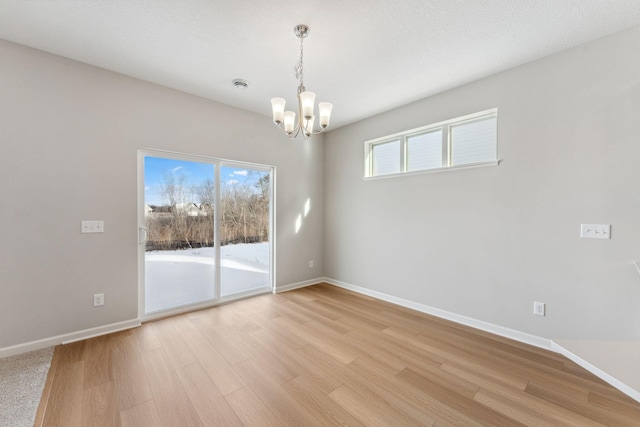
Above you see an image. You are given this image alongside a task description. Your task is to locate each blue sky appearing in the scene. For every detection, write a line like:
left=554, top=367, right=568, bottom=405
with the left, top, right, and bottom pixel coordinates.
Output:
left=144, top=156, right=266, bottom=205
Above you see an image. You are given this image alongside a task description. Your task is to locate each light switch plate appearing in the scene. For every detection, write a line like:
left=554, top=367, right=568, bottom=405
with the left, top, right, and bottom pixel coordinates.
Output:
left=81, top=220, right=104, bottom=233
left=580, top=224, right=610, bottom=239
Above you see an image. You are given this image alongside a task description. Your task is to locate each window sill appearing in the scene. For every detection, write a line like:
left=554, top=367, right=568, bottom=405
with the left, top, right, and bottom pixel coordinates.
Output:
left=364, top=160, right=500, bottom=181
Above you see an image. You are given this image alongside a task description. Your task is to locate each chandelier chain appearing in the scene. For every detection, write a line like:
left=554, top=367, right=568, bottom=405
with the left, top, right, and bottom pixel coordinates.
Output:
left=294, top=36, right=304, bottom=88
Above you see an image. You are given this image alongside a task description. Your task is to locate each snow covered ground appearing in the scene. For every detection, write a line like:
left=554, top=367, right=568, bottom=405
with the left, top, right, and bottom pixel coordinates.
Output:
left=145, top=242, right=270, bottom=313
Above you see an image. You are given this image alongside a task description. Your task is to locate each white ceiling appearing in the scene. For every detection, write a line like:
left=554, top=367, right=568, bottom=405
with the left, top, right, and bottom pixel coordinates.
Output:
left=1, top=1, right=639, bottom=129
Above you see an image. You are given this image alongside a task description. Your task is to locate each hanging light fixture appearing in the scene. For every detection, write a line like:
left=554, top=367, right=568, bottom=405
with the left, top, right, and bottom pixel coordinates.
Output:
left=271, top=24, right=333, bottom=141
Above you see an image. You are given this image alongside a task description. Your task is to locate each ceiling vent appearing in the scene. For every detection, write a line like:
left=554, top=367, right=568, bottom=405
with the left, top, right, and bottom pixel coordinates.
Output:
left=232, top=79, right=249, bottom=90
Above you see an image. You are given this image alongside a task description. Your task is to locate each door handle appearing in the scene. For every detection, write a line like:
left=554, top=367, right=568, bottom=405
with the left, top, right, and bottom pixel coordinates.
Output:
left=139, top=227, right=148, bottom=245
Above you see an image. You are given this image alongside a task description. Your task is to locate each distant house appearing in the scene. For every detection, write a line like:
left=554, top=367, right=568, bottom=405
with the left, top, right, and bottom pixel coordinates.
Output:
left=200, top=203, right=213, bottom=216
left=175, top=202, right=209, bottom=217
left=147, top=203, right=211, bottom=217
left=149, top=205, right=173, bottom=216
left=185, top=203, right=200, bottom=217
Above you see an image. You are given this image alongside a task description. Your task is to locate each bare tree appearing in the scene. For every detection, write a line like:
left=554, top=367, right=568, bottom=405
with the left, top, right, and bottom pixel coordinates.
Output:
left=146, top=173, right=271, bottom=250
left=161, top=171, right=194, bottom=248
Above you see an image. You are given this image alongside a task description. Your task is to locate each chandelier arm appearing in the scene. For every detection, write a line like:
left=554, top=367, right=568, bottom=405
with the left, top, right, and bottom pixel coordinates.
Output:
left=300, top=115, right=328, bottom=136
left=310, top=127, right=327, bottom=135
left=275, top=121, right=301, bottom=137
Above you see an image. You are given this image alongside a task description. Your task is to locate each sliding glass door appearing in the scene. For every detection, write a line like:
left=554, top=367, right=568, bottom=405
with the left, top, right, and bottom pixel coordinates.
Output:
left=138, top=150, right=273, bottom=317
left=219, top=165, right=271, bottom=297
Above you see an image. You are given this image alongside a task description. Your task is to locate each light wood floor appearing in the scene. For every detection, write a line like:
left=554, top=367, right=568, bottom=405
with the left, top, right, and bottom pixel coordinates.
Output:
left=35, top=283, right=640, bottom=426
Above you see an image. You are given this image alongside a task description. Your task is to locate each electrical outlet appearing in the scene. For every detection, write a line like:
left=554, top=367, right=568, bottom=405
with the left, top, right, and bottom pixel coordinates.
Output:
left=94, top=293, right=104, bottom=307
left=309, top=260, right=314, bottom=268
left=533, top=301, right=545, bottom=316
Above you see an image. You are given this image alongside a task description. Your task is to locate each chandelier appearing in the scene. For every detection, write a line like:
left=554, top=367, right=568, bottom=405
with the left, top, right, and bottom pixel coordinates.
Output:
left=270, top=25, right=333, bottom=140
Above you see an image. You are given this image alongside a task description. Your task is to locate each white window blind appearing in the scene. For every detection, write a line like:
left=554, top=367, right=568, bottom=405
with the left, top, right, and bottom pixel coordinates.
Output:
left=407, top=130, right=442, bottom=172
left=372, top=139, right=401, bottom=176
left=451, top=116, right=497, bottom=166
left=365, top=109, right=497, bottom=178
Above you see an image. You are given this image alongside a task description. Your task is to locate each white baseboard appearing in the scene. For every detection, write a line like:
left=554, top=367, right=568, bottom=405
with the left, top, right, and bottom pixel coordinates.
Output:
left=275, top=277, right=325, bottom=293
left=0, top=318, right=141, bottom=359
left=551, top=341, right=640, bottom=403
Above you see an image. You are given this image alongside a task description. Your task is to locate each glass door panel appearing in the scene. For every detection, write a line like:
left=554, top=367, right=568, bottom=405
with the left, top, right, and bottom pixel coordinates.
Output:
left=143, top=156, right=216, bottom=313
left=219, top=165, right=271, bottom=297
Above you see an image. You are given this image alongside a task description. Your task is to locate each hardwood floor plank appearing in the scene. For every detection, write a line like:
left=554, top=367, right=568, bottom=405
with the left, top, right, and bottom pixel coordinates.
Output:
left=140, top=347, right=203, bottom=427
left=176, top=362, right=244, bottom=426
left=81, top=381, right=120, bottom=427
left=82, top=335, right=116, bottom=390
left=119, top=400, right=163, bottom=427
left=225, top=386, right=284, bottom=427
left=189, top=318, right=250, bottom=365
left=346, top=328, right=444, bottom=372
left=282, top=375, right=367, bottom=427
left=232, top=326, right=302, bottom=384
left=282, top=298, right=351, bottom=330
left=345, top=355, right=480, bottom=427
left=396, top=367, right=526, bottom=426
left=329, top=383, right=434, bottom=427
left=247, top=321, right=300, bottom=354
left=269, top=295, right=319, bottom=324
left=42, top=360, right=84, bottom=427
left=294, top=299, right=348, bottom=321
left=587, top=390, right=640, bottom=420
left=524, top=381, right=636, bottom=426
left=414, top=331, right=599, bottom=397
left=288, top=344, right=346, bottom=394
left=272, top=315, right=360, bottom=365
left=149, top=317, right=197, bottom=370
left=440, top=360, right=527, bottom=397
left=251, top=320, right=306, bottom=352
left=55, top=341, right=86, bottom=367
left=181, top=324, right=246, bottom=395
left=111, top=332, right=153, bottom=411
left=336, top=311, right=390, bottom=333
left=131, top=323, right=161, bottom=353
left=232, top=358, right=325, bottom=426
left=313, top=290, right=381, bottom=313
left=389, top=328, right=530, bottom=391
left=473, top=388, right=575, bottom=427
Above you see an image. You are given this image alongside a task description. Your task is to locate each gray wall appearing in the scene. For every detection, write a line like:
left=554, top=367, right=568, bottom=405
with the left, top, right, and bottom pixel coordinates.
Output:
left=324, top=25, right=640, bottom=341
left=0, top=39, right=324, bottom=349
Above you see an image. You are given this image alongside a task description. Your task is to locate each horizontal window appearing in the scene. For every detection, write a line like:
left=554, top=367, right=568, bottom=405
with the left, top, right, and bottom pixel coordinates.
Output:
left=364, top=109, right=497, bottom=178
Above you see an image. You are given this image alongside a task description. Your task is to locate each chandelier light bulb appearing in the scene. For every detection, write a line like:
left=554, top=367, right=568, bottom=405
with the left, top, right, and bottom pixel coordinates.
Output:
left=318, top=102, right=333, bottom=128
left=283, top=111, right=296, bottom=134
left=271, top=98, right=286, bottom=124
left=304, top=116, right=315, bottom=137
left=299, top=91, right=316, bottom=120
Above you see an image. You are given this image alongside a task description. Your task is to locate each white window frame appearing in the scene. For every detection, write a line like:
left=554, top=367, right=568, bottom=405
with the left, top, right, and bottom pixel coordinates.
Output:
left=364, top=108, right=498, bottom=179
